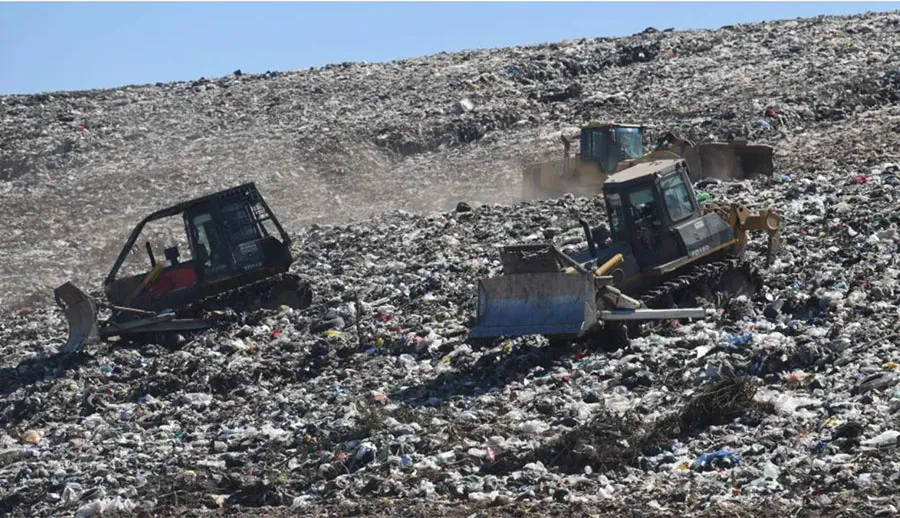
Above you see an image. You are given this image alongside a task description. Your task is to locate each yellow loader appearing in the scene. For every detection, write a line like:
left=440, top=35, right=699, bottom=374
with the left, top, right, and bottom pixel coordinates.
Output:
left=522, top=122, right=775, bottom=200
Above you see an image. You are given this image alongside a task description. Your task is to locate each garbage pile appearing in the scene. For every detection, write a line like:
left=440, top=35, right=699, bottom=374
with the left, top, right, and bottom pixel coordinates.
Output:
left=4, top=150, right=900, bottom=516
left=2, top=9, right=900, bottom=518
left=1, top=11, right=900, bottom=311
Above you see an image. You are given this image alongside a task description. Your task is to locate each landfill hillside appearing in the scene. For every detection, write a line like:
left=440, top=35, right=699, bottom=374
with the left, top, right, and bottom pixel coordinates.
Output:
left=2, top=9, right=900, bottom=518
left=2, top=12, right=900, bottom=311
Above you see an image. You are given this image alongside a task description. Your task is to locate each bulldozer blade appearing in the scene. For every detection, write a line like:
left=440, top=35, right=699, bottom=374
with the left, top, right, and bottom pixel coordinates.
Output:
left=53, top=282, right=100, bottom=354
left=521, top=160, right=608, bottom=201
left=679, top=143, right=775, bottom=182
left=469, top=272, right=598, bottom=339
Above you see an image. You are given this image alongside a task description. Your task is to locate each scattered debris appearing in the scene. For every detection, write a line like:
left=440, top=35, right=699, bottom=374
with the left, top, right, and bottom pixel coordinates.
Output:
left=2, top=9, right=900, bottom=518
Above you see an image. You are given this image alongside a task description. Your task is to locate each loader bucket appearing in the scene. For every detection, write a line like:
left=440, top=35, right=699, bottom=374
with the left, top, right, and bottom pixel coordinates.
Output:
left=682, top=143, right=775, bottom=182
left=53, top=282, right=100, bottom=353
left=469, top=271, right=598, bottom=339
left=521, top=159, right=609, bottom=201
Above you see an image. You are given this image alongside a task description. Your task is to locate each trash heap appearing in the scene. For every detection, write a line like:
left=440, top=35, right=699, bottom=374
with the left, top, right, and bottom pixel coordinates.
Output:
left=3, top=9, right=900, bottom=518
left=4, top=151, right=900, bottom=517
left=1, top=10, right=899, bottom=311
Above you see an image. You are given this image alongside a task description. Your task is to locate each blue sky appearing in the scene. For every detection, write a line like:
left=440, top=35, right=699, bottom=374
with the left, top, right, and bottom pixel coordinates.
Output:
left=1, top=2, right=896, bottom=95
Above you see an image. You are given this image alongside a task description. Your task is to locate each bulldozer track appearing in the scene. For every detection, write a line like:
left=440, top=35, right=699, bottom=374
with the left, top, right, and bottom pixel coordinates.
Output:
left=182, top=272, right=311, bottom=316
left=639, top=257, right=762, bottom=310
left=95, top=272, right=311, bottom=318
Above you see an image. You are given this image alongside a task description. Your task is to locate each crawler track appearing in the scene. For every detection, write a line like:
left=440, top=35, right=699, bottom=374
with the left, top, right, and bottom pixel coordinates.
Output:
left=181, top=272, right=313, bottom=317
left=639, top=257, right=763, bottom=309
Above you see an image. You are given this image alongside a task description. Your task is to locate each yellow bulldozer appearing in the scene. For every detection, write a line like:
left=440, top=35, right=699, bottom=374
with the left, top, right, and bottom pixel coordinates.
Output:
left=522, top=122, right=775, bottom=200
left=472, top=157, right=782, bottom=344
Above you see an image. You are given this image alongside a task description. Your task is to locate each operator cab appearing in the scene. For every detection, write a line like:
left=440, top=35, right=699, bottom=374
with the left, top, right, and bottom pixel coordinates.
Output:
left=602, top=158, right=702, bottom=265
left=587, top=158, right=736, bottom=287
left=103, top=183, right=294, bottom=316
left=577, top=159, right=717, bottom=290
left=579, top=123, right=645, bottom=174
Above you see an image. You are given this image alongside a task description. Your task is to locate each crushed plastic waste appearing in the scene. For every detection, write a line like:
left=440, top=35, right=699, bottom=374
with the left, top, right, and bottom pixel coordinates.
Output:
left=2, top=9, right=900, bottom=518
left=691, top=449, right=741, bottom=472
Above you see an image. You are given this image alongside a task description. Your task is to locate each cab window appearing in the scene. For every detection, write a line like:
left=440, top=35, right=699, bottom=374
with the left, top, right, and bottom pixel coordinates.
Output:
left=627, top=187, right=659, bottom=229
left=221, top=202, right=263, bottom=245
left=191, top=213, right=223, bottom=267
left=605, top=193, right=627, bottom=242
left=660, top=173, right=695, bottom=222
left=614, top=128, right=643, bottom=159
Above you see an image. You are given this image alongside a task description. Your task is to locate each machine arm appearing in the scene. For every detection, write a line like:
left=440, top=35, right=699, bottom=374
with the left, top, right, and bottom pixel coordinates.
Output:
left=728, top=205, right=782, bottom=265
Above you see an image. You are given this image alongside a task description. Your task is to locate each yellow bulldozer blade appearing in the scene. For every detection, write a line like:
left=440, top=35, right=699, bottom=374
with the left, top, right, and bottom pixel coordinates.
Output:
left=53, top=282, right=100, bottom=353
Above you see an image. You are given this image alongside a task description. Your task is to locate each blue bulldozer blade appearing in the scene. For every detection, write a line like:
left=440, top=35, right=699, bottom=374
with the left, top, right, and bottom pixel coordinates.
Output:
left=469, top=270, right=597, bottom=339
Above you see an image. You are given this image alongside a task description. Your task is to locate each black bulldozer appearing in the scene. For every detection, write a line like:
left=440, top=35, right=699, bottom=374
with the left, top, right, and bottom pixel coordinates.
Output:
left=54, top=182, right=312, bottom=353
